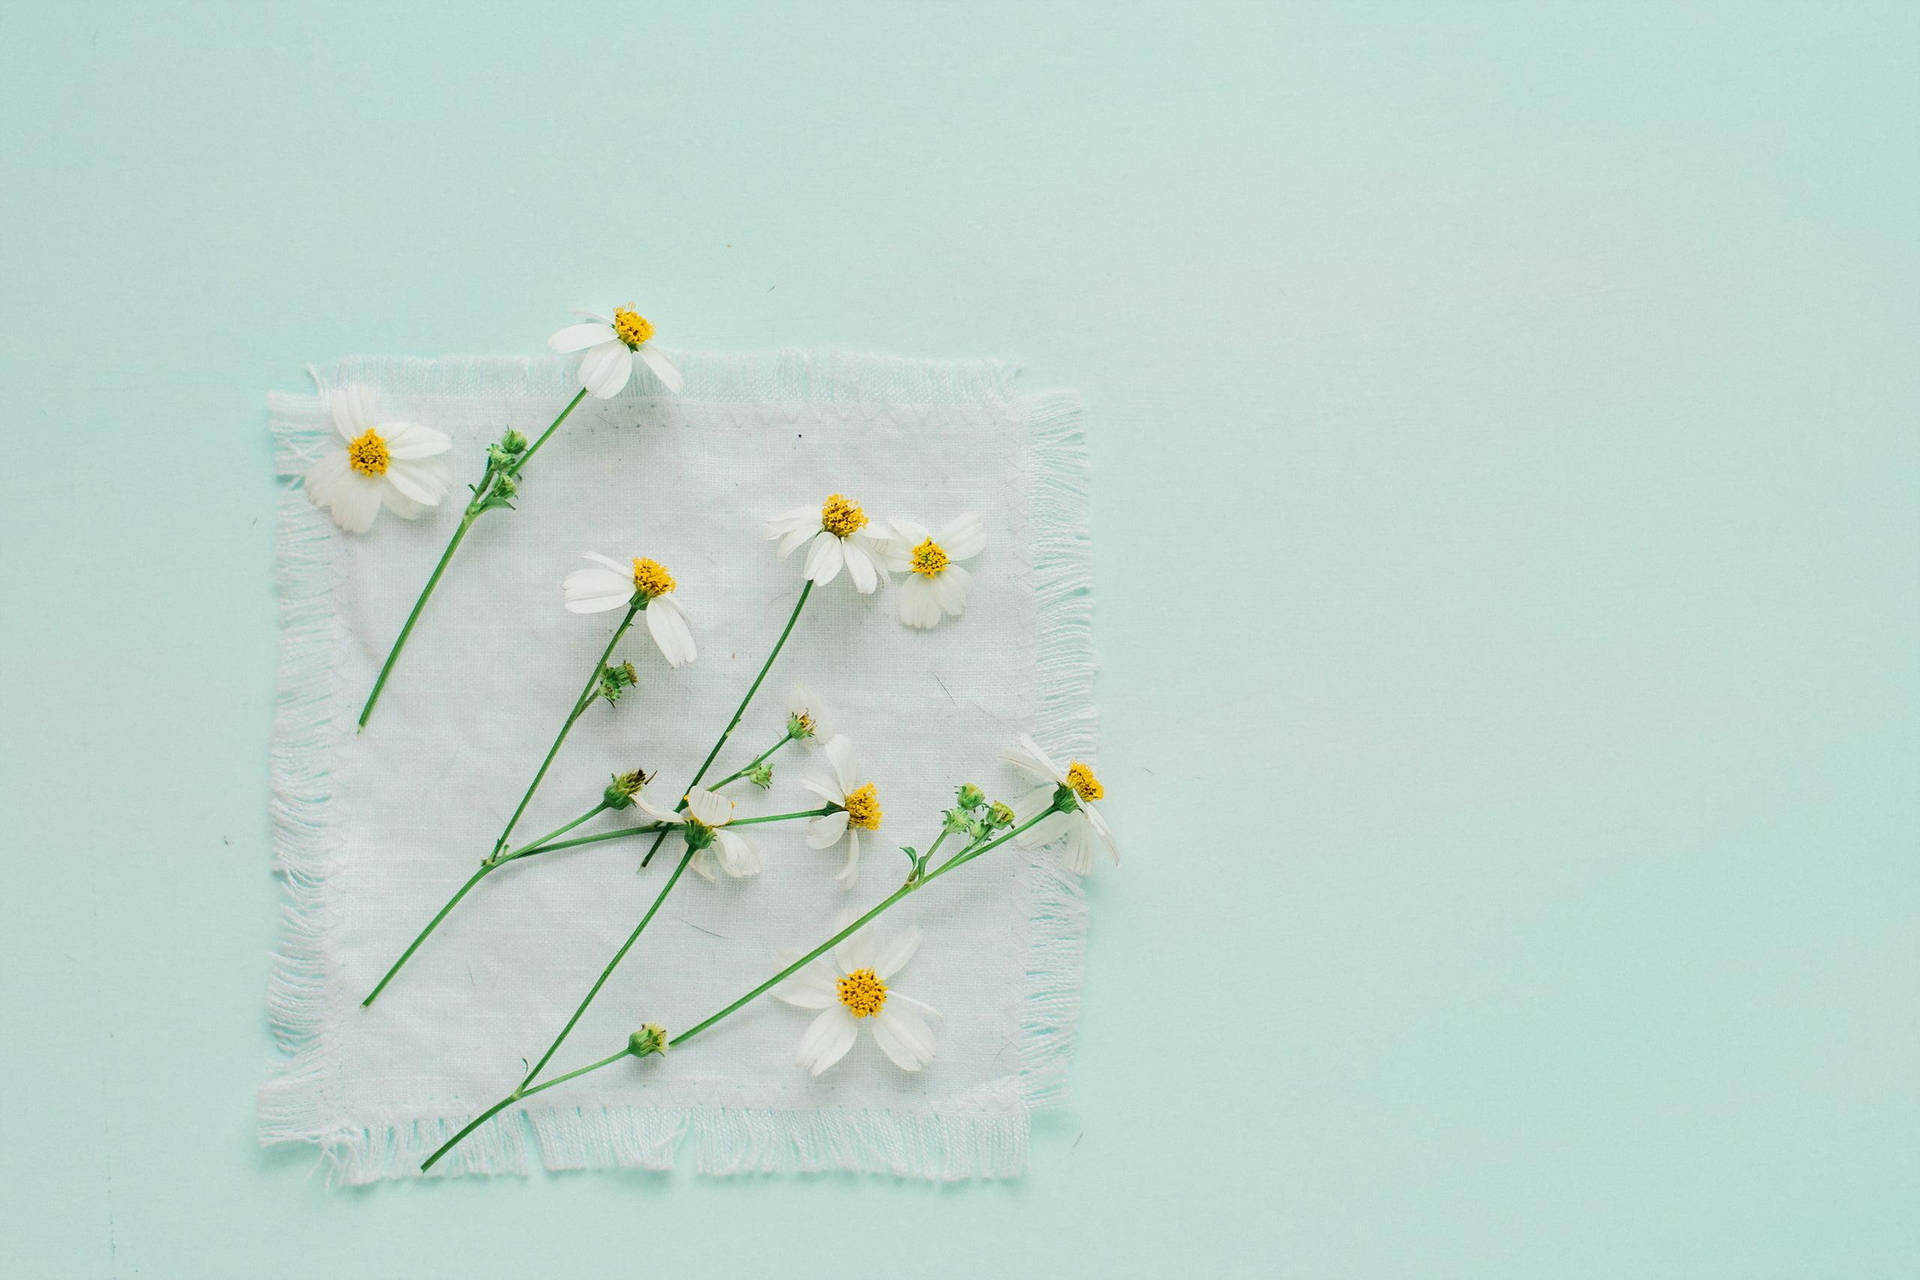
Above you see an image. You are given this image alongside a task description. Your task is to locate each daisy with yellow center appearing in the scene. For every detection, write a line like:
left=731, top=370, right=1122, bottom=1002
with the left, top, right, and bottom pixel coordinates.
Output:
left=634, top=785, right=760, bottom=881
left=547, top=305, right=685, bottom=398
left=800, top=735, right=885, bottom=887
left=879, top=512, right=987, bottom=629
left=786, top=684, right=834, bottom=747
left=1004, top=734, right=1118, bottom=875
left=562, top=551, right=697, bottom=668
left=303, top=383, right=453, bottom=534
left=776, top=920, right=937, bottom=1075
left=764, top=493, right=890, bottom=593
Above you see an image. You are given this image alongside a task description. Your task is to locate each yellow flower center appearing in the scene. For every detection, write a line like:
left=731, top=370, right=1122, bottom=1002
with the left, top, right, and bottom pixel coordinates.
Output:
left=612, top=307, right=654, bottom=349
left=1065, top=762, right=1104, bottom=803
left=841, top=782, right=883, bottom=831
left=631, top=557, right=676, bottom=598
left=820, top=493, right=868, bottom=538
left=346, top=428, right=390, bottom=477
left=836, top=967, right=888, bottom=1018
left=909, top=538, right=950, bottom=577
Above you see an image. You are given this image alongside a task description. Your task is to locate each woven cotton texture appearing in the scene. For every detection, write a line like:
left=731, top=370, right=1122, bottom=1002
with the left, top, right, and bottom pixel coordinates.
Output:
left=258, top=351, right=1093, bottom=1184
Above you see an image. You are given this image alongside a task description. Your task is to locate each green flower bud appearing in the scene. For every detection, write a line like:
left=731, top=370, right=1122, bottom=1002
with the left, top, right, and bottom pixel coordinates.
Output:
left=501, top=428, right=529, bottom=455
left=605, top=768, right=650, bottom=809
left=598, top=660, right=640, bottom=704
left=628, top=1024, right=670, bottom=1058
left=745, top=761, right=775, bottom=789
left=956, top=783, right=986, bottom=810
left=786, top=710, right=817, bottom=741
left=988, top=801, right=1017, bottom=829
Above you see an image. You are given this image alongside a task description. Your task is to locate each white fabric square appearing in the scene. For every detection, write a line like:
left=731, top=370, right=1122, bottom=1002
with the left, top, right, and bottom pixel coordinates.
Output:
left=259, top=352, right=1093, bottom=1183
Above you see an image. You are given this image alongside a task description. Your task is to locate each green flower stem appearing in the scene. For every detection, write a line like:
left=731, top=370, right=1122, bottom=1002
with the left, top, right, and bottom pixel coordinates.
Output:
left=420, top=1045, right=628, bottom=1174
left=490, top=601, right=643, bottom=860
left=515, top=844, right=697, bottom=1091
left=424, top=803, right=1066, bottom=1167
left=361, top=860, right=491, bottom=1008
left=357, top=387, right=590, bottom=732
left=638, top=581, right=813, bottom=870
left=674, top=808, right=1059, bottom=1049
left=515, top=385, right=589, bottom=469
left=489, top=801, right=612, bottom=867
left=710, top=731, right=799, bottom=790
left=515, top=806, right=831, bottom=858
left=510, top=804, right=829, bottom=1090
left=360, top=809, right=672, bottom=1008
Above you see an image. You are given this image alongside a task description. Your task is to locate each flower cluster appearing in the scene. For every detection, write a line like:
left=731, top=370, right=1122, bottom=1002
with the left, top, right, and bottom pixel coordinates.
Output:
left=768, top=495, right=987, bottom=629
left=309, top=302, right=1119, bottom=1171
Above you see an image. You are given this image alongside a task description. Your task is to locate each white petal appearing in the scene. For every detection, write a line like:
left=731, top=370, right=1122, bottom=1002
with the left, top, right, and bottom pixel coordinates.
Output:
left=833, top=926, right=875, bottom=975
left=788, top=683, right=823, bottom=722
left=380, top=485, right=428, bottom=520
left=715, top=829, right=760, bottom=878
left=872, top=928, right=921, bottom=980
left=898, top=576, right=942, bottom=629
left=633, top=792, right=685, bottom=825
left=938, top=512, right=986, bottom=561
left=583, top=551, right=629, bottom=575
left=548, top=321, right=616, bottom=353
left=799, top=777, right=843, bottom=806
left=635, top=343, right=684, bottom=394
left=303, top=450, right=349, bottom=509
left=381, top=421, right=453, bottom=460
left=646, top=596, right=697, bottom=668
left=776, top=524, right=817, bottom=559
left=1006, top=735, right=1065, bottom=784
left=1085, top=803, right=1118, bottom=862
left=843, top=540, right=879, bottom=594
left=870, top=1004, right=937, bottom=1071
left=837, top=827, right=864, bottom=885
left=930, top=563, right=970, bottom=617
left=329, top=383, right=378, bottom=440
left=1017, top=808, right=1073, bottom=850
left=1062, top=817, right=1096, bottom=875
left=578, top=340, right=635, bottom=399
left=331, top=473, right=384, bottom=533
left=797, top=1007, right=859, bottom=1075
left=684, top=787, right=734, bottom=828
left=562, top=566, right=633, bottom=613
left=823, top=734, right=858, bottom=795
left=689, top=847, right=718, bottom=882
left=775, top=961, right=840, bottom=1009
left=383, top=454, right=451, bottom=506
left=803, top=531, right=844, bottom=585
left=888, top=518, right=929, bottom=547
left=765, top=506, right=818, bottom=540
left=806, top=809, right=851, bottom=849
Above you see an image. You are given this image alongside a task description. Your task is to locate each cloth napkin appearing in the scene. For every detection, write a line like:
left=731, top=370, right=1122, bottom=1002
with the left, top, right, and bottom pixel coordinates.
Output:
left=258, top=351, right=1093, bottom=1183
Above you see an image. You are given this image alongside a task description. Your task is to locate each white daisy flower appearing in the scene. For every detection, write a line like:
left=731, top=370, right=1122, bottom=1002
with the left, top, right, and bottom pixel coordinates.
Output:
left=634, top=785, right=759, bottom=881
left=764, top=493, right=889, bottom=593
left=560, top=553, right=697, bottom=669
left=547, top=306, right=685, bottom=398
left=776, top=922, right=937, bottom=1074
left=879, top=513, right=986, bottom=629
left=1004, top=735, right=1117, bottom=875
left=303, top=383, right=453, bottom=534
left=786, top=684, right=834, bottom=746
left=799, top=735, right=883, bottom=887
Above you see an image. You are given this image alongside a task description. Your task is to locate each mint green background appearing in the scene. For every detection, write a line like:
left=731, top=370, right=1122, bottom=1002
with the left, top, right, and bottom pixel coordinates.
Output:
left=4, top=3, right=1917, bottom=1275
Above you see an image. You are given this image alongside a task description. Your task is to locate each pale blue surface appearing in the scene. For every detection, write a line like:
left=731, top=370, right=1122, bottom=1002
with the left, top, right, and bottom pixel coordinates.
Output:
left=3, top=3, right=1917, bottom=1275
